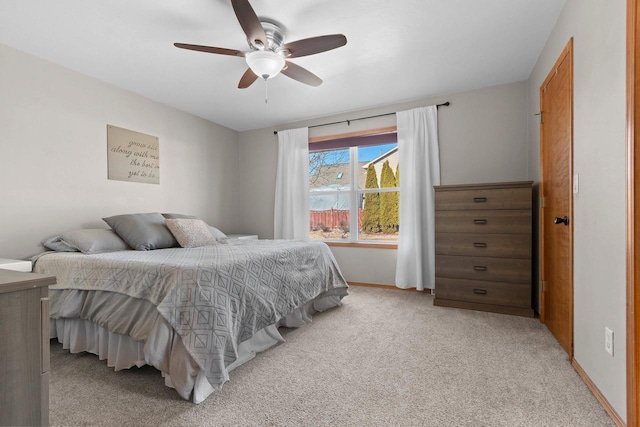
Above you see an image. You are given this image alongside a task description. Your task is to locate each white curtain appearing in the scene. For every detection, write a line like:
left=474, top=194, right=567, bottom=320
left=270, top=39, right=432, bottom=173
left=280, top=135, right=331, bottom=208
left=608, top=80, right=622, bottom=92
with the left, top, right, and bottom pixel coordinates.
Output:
left=274, top=127, right=310, bottom=240
left=395, top=106, right=441, bottom=290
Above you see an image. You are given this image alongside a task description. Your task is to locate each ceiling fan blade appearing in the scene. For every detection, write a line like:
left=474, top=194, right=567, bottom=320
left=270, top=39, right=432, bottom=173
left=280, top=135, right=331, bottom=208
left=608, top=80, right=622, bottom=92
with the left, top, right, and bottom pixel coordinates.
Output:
left=230, top=0, right=267, bottom=49
left=283, top=34, right=347, bottom=58
left=174, top=43, right=244, bottom=57
left=238, top=68, right=259, bottom=89
left=281, top=61, right=322, bottom=87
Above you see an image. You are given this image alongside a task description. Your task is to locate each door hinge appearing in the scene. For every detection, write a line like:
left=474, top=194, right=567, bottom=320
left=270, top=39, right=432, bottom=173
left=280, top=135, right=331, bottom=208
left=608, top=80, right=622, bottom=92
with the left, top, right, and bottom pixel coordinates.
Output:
left=540, top=196, right=545, bottom=208
left=535, top=111, right=544, bottom=124
left=541, top=281, right=546, bottom=292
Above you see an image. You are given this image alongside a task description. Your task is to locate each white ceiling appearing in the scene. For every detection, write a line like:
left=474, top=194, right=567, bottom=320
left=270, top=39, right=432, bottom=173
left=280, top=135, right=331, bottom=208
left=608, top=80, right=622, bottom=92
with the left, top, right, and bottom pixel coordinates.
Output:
left=0, top=0, right=565, bottom=132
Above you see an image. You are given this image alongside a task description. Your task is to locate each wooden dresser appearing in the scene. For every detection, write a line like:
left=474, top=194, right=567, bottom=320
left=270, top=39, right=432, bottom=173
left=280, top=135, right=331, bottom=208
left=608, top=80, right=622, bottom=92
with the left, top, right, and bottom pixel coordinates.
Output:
left=433, top=181, right=533, bottom=317
left=0, top=269, right=55, bottom=426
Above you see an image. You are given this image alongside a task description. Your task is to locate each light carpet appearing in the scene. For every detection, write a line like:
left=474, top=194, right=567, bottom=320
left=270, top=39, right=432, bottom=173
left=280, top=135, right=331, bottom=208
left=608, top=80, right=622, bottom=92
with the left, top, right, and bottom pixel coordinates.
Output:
left=49, top=286, right=615, bottom=426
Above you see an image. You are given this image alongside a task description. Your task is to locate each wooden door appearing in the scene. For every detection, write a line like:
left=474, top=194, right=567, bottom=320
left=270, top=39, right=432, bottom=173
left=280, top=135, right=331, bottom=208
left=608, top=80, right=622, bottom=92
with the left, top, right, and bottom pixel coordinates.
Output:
left=540, top=39, right=574, bottom=356
left=627, top=0, right=640, bottom=424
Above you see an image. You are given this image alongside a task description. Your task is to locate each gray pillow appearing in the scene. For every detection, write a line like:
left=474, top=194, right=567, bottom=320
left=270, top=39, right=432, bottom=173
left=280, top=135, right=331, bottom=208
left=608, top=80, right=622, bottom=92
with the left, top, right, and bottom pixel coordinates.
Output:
left=60, top=228, right=129, bottom=254
left=43, top=236, right=78, bottom=252
left=208, top=225, right=227, bottom=241
left=103, top=212, right=177, bottom=251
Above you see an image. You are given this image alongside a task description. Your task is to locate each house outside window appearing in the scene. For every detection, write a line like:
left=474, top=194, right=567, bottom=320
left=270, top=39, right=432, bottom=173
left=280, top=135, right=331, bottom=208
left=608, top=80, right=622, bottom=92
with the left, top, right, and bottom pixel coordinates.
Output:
left=309, top=132, right=399, bottom=243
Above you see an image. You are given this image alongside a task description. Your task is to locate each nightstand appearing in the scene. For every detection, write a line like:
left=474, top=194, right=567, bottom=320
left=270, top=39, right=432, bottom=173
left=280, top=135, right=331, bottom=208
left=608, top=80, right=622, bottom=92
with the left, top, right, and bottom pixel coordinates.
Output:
left=0, top=269, right=55, bottom=426
left=226, top=234, right=258, bottom=240
left=0, top=258, right=32, bottom=272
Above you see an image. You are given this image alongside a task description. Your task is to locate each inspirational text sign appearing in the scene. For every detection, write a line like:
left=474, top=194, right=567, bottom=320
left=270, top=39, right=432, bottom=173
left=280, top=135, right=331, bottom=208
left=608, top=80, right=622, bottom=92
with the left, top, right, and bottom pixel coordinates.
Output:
left=107, top=125, right=159, bottom=184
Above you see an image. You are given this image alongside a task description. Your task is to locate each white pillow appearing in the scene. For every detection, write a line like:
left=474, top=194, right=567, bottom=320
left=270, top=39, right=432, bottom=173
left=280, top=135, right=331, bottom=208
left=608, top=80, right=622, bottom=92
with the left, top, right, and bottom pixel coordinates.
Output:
left=165, top=219, right=217, bottom=248
left=162, top=213, right=227, bottom=242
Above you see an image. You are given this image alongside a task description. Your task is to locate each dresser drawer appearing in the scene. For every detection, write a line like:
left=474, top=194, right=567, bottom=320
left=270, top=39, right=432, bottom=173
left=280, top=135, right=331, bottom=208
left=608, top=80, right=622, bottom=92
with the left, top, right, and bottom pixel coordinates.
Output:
left=435, top=277, right=531, bottom=308
left=435, top=233, right=531, bottom=258
left=435, top=210, right=531, bottom=234
left=435, top=255, right=531, bottom=283
left=435, top=187, right=531, bottom=211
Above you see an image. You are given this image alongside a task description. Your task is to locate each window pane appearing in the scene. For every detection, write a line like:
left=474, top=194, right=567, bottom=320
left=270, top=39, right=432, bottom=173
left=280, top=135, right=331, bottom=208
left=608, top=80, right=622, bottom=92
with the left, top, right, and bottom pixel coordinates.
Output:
left=310, top=194, right=350, bottom=240
left=307, top=140, right=400, bottom=243
left=358, top=143, right=399, bottom=190
left=309, top=149, right=350, bottom=190
left=358, top=191, right=399, bottom=241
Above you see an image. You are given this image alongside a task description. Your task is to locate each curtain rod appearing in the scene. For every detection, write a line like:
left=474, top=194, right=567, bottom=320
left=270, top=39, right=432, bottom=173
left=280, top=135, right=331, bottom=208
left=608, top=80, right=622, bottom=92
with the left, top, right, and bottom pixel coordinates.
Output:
left=273, top=102, right=450, bottom=135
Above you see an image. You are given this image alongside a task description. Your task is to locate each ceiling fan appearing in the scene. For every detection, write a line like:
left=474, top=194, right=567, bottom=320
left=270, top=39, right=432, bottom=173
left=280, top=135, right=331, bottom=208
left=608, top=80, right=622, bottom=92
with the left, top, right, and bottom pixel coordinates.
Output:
left=174, top=0, right=347, bottom=89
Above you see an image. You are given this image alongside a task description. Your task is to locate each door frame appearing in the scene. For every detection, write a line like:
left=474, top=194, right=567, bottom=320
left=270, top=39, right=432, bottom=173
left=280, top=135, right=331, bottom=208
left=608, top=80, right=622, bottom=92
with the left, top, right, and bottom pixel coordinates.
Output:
left=539, top=38, right=574, bottom=357
left=627, top=0, right=639, bottom=425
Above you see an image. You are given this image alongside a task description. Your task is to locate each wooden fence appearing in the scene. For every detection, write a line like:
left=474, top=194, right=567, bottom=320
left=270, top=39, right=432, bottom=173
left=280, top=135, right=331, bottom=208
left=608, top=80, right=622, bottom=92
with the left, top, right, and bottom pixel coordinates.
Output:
left=310, top=209, right=363, bottom=230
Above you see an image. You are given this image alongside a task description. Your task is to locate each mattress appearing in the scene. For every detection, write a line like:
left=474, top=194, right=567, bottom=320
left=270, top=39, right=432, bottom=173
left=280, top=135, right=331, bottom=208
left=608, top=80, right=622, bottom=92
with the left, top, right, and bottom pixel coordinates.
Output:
left=34, top=239, right=348, bottom=402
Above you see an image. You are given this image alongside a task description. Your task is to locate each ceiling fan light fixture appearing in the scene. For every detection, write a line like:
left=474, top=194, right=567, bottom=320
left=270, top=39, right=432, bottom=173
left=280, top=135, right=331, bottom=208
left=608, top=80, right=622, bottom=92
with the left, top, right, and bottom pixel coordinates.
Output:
left=245, top=50, right=285, bottom=80
left=176, top=0, right=347, bottom=88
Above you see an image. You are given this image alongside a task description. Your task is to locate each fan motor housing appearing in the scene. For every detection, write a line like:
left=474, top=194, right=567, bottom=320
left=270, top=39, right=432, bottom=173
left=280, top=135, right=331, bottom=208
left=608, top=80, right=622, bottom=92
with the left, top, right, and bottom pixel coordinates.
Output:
left=257, top=20, right=285, bottom=51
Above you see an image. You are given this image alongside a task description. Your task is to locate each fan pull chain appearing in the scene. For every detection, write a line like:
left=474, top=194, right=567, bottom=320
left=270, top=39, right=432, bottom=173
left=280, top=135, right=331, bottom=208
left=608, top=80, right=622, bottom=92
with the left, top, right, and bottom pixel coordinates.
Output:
left=264, top=77, right=269, bottom=105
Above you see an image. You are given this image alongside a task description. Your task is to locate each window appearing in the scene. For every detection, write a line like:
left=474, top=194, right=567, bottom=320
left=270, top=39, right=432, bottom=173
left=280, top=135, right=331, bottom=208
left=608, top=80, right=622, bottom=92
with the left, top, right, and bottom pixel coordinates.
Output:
left=309, top=131, right=399, bottom=243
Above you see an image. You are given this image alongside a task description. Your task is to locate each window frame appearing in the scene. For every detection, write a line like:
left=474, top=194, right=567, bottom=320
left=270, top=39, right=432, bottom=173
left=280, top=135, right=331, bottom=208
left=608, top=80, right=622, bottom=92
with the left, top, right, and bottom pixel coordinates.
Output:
left=308, top=126, right=399, bottom=247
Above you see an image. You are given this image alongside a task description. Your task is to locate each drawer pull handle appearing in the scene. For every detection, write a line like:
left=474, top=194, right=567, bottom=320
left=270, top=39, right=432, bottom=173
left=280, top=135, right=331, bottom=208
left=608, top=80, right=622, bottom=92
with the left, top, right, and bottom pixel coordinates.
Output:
left=473, top=288, right=488, bottom=295
left=473, top=242, right=487, bottom=248
left=473, top=266, right=487, bottom=271
left=473, top=219, right=487, bottom=225
left=473, top=197, right=487, bottom=203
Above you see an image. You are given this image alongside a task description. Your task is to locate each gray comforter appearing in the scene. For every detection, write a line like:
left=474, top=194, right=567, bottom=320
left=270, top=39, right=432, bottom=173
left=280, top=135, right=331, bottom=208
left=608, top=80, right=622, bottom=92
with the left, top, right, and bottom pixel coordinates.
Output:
left=34, top=239, right=348, bottom=392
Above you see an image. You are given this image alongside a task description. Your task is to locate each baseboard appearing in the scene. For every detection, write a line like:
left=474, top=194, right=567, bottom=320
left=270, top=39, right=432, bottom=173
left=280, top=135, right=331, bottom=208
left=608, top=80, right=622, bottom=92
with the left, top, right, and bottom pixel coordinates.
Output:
left=571, top=358, right=626, bottom=426
left=348, top=282, right=432, bottom=293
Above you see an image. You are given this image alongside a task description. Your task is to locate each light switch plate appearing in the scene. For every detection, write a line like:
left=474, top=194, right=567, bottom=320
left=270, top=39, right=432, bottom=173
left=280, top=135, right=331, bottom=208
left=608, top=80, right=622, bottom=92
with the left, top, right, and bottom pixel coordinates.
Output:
left=605, top=327, right=614, bottom=356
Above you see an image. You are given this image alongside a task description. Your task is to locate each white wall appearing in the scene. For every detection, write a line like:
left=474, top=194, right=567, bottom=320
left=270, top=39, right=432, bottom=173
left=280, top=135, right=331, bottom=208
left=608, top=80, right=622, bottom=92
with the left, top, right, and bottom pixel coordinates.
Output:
left=0, top=43, right=241, bottom=260
left=239, top=81, right=529, bottom=285
left=527, top=0, right=627, bottom=420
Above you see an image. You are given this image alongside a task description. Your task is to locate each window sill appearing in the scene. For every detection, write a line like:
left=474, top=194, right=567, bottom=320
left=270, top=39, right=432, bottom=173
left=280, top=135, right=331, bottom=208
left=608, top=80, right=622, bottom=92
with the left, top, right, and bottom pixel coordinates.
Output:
left=324, top=241, right=398, bottom=250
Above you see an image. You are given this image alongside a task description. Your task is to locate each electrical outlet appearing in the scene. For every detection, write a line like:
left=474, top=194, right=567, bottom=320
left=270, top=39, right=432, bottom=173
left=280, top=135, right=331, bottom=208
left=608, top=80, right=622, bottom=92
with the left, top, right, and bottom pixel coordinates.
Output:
left=605, top=327, right=614, bottom=356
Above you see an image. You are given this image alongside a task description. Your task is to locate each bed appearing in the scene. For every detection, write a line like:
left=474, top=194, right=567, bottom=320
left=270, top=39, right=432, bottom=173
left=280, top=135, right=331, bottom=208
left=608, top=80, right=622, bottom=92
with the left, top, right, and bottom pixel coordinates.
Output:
left=33, top=235, right=348, bottom=403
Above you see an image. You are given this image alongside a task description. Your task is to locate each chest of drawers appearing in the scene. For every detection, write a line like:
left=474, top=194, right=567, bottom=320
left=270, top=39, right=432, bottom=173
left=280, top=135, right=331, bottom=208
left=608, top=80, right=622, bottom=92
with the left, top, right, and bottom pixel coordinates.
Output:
left=433, top=181, right=534, bottom=317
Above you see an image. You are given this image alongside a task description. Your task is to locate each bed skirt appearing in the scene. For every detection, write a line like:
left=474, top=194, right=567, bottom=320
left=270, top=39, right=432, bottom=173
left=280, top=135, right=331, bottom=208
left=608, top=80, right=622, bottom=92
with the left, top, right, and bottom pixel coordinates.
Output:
left=50, top=293, right=343, bottom=403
